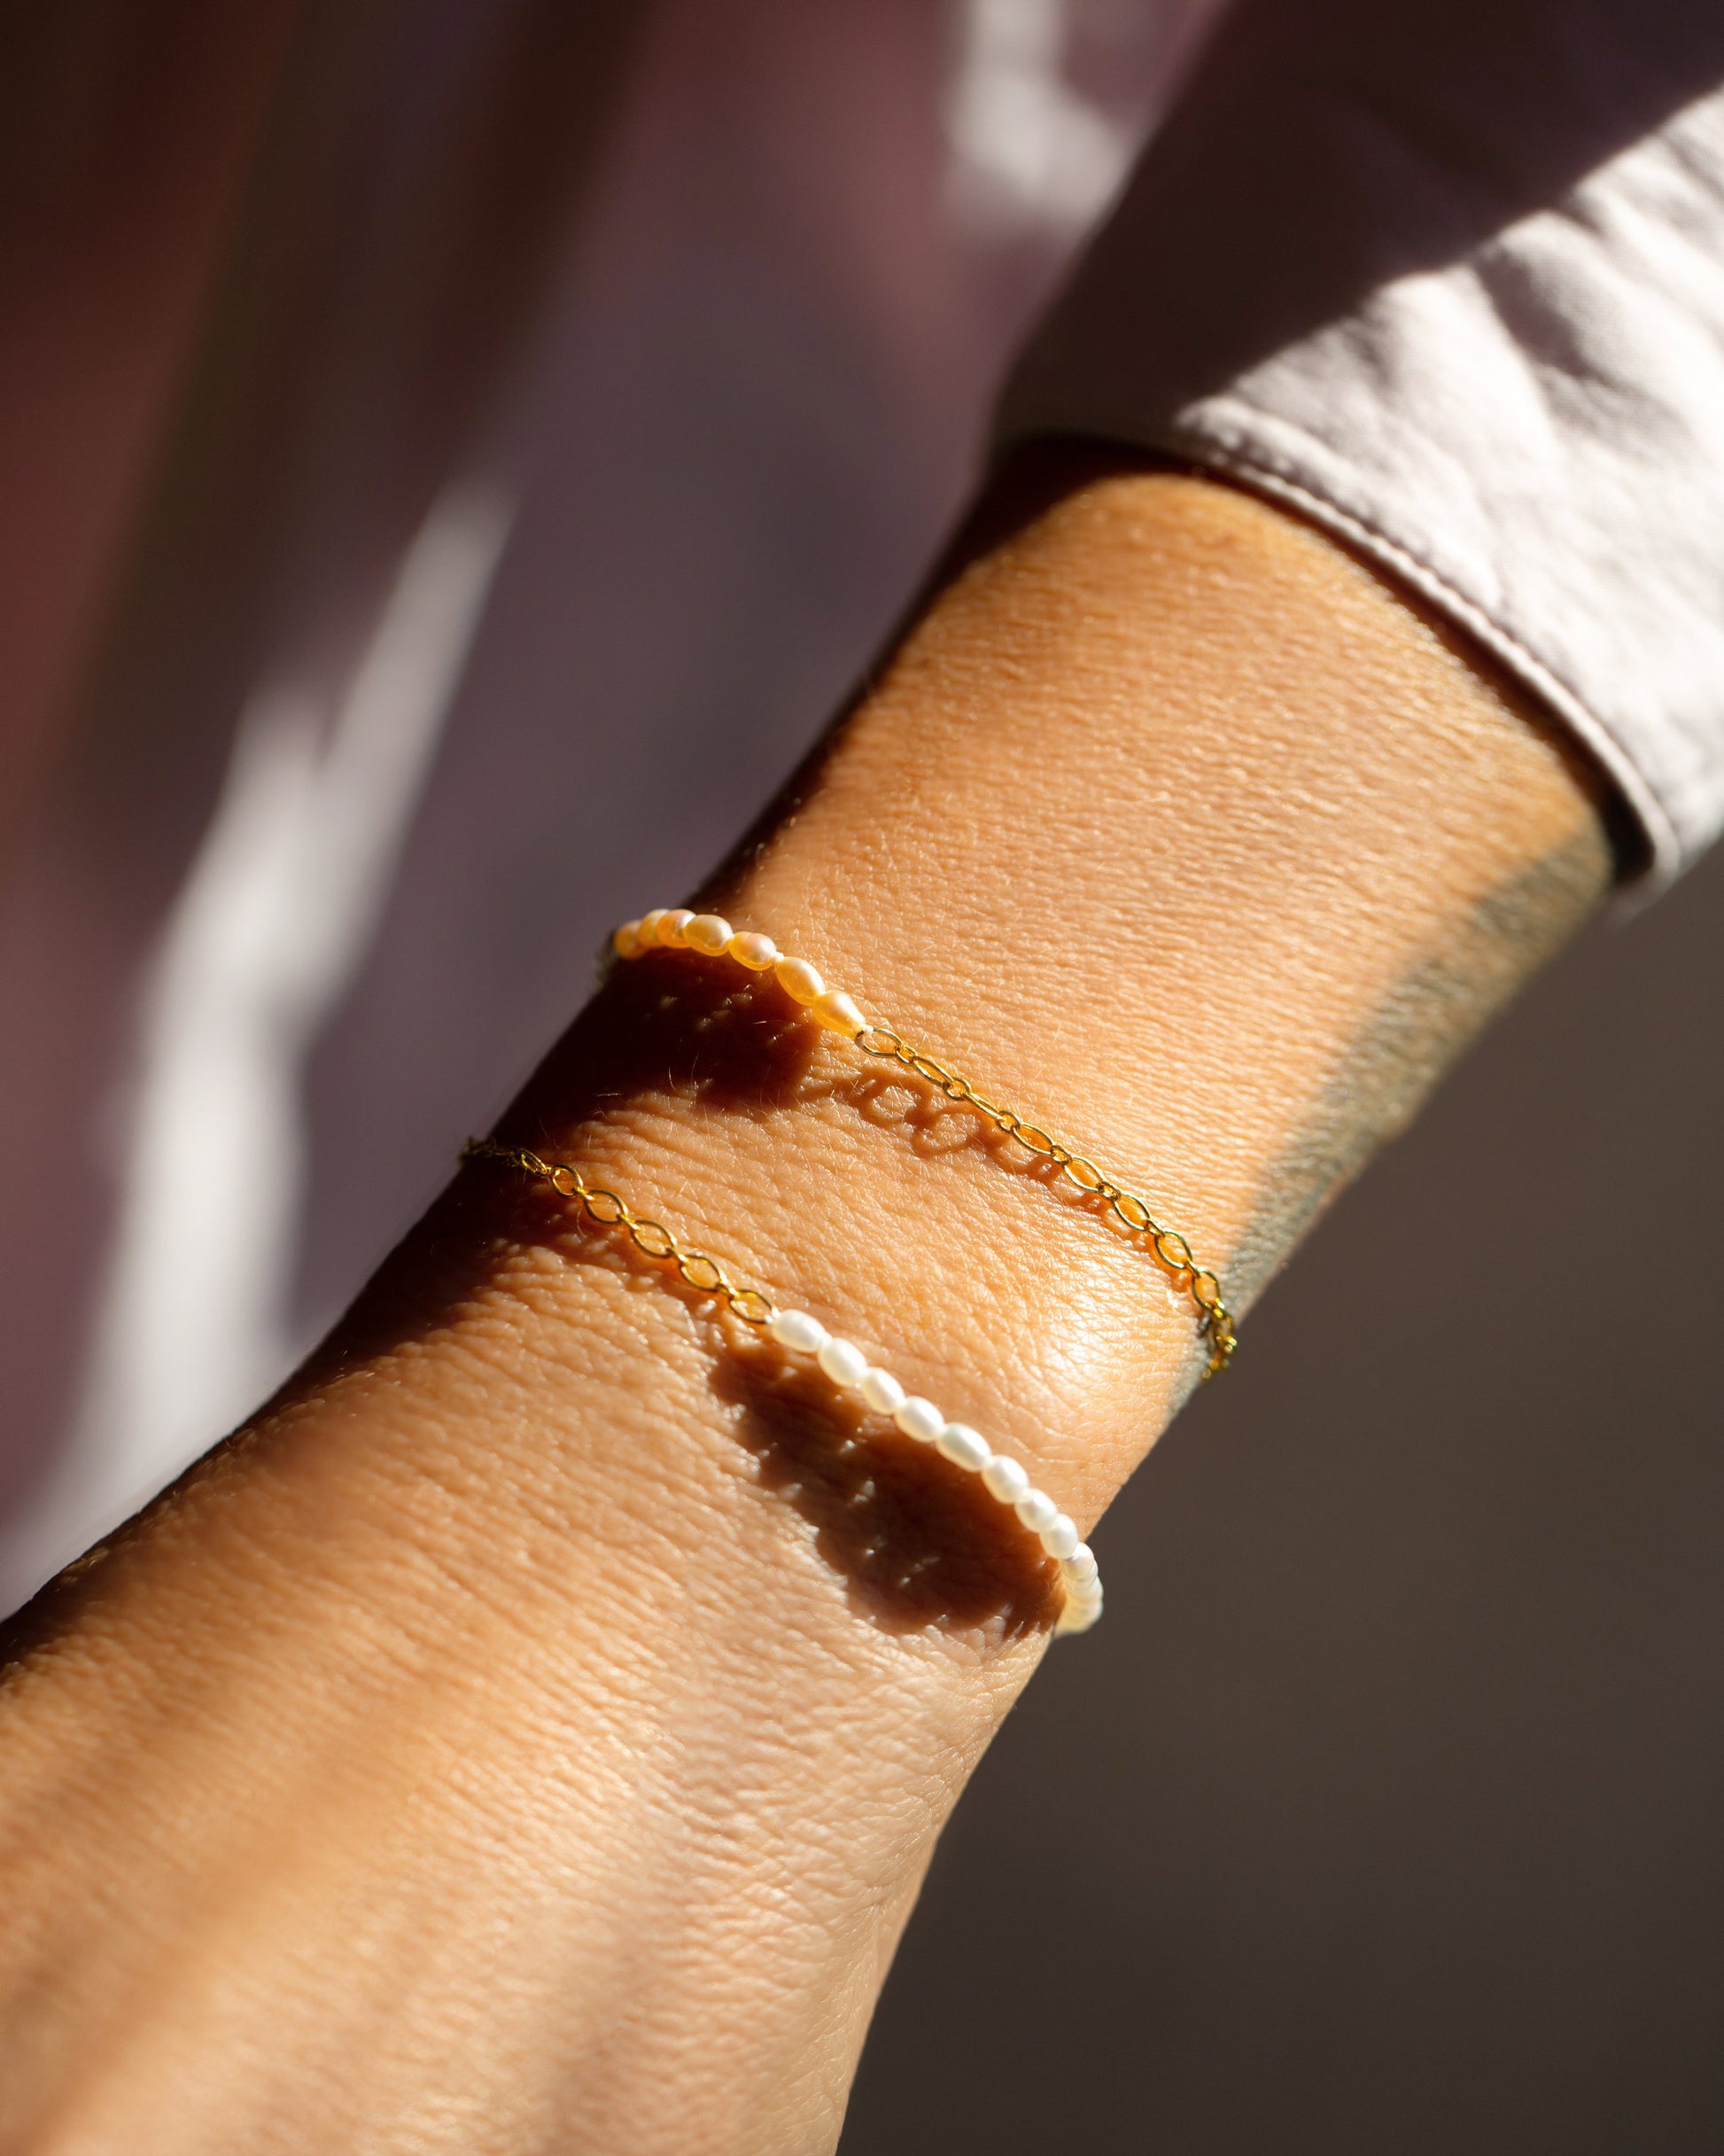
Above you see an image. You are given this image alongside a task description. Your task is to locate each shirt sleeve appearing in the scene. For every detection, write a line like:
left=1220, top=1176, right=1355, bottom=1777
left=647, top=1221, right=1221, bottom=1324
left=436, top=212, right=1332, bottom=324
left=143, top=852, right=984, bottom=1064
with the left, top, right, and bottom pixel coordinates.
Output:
left=994, top=0, right=1724, bottom=886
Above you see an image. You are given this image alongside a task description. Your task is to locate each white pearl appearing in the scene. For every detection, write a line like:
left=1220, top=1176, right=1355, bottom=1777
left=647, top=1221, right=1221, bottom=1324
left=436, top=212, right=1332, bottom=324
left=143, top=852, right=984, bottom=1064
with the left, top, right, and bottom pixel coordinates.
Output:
left=1014, top=1488, right=1059, bottom=1535
left=684, top=912, right=732, bottom=955
left=981, top=1454, right=1029, bottom=1505
left=656, top=907, right=695, bottom=946
left=774, top=956, right=825, bottom=1005
left=727, top=930, right=778, bottom=971
left=894, top=1396, right=944, bottom=1444
left=816, top=1336, right=869, bottom=1389
left=1059, top=1592, right=1103, bottom=1634
left=858, top=1366, right=905, bottom=1416
left=1062, top=1544, right=1099, bottom=1582
left=1039, top=1514, right=1080, bottom=1561
left=936, top=1422, right=991, bottom=1472
left=810, top=988, right=866, bottom=1036
left=767, top=1308, right=827, bottom=1356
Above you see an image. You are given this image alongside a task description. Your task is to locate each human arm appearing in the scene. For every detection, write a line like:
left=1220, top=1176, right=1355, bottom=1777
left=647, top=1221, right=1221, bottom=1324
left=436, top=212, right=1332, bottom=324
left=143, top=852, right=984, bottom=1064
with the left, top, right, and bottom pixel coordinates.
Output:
left=0, top=451, right=1607, bottom=2152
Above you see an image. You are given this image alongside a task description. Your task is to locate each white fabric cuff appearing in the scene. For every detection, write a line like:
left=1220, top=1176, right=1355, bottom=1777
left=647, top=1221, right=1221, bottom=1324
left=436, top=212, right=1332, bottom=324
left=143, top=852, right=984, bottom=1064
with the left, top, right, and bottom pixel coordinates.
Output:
left=995, top=0, right=1724, bottom=887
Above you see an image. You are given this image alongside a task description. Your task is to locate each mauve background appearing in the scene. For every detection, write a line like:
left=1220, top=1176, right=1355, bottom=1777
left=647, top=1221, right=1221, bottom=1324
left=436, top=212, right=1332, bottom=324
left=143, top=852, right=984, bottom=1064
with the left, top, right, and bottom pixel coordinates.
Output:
left=1, top=5, right=1720, bottom=2151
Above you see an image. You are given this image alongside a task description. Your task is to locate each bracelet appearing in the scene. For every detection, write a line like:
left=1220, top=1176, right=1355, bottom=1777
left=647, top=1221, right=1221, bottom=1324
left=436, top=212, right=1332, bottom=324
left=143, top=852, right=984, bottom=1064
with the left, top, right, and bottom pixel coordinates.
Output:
left=462, top=1138, right=1104, bottom=1633
left=610, top=906, right=1237, bottom=1375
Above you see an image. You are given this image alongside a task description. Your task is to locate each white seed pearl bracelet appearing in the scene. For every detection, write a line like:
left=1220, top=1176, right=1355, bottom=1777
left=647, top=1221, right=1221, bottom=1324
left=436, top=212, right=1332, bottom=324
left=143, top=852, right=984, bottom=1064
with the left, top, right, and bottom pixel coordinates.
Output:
left=610, top=904, right=1237, bottom=1374
left=763, top=1302, right=1103, bottom=1634
left=462, top=1139, right=1103, bottom=1633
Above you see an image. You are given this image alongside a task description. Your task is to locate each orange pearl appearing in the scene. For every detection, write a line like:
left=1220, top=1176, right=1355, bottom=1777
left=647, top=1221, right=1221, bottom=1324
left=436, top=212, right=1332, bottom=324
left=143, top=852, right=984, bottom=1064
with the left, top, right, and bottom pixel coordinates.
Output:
left=773, top=955, right=825, bottom=1005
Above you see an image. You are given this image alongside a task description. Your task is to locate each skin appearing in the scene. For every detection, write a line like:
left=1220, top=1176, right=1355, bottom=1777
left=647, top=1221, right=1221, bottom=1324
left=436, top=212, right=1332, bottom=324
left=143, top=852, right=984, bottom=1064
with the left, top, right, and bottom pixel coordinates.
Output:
left=0, top=455, right=1609, bottom=2153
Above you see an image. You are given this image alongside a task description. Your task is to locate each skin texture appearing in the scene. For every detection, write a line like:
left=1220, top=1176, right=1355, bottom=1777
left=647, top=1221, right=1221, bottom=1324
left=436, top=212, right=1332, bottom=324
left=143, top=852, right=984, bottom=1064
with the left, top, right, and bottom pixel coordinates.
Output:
left=0, top=457, right=1609, bottom=2153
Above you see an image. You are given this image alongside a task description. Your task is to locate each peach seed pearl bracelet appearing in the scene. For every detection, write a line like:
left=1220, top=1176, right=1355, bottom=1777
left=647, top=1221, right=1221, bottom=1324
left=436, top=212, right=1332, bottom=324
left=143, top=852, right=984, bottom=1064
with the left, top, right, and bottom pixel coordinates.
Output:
left=612, top=904, right=1236, bottom=1374
left=462, top=1138, right=1104, bottom=1632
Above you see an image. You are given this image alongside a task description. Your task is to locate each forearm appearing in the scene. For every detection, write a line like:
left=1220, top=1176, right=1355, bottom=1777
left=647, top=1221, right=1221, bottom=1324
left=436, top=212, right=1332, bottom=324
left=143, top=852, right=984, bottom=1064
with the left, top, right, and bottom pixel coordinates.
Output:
left=0, top=456, right=1607, bottom=2152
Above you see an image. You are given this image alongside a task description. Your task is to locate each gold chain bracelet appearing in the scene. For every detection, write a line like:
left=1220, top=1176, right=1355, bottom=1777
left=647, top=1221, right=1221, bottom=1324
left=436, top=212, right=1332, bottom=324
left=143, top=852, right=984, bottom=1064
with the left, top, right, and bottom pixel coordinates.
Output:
left=462, top=1138, right=780, bottom=1324
left=462, top=1137, right=1105, bottom=1631
left=611, top=906, right=1237, bottom=1375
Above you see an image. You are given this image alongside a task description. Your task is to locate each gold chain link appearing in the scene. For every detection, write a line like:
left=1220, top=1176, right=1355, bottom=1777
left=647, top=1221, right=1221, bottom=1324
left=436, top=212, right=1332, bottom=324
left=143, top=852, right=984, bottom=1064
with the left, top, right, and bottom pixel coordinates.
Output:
left=850, top=1025, right=1236, bottom=1376
left=461, top=1140, right=779, bottom=1327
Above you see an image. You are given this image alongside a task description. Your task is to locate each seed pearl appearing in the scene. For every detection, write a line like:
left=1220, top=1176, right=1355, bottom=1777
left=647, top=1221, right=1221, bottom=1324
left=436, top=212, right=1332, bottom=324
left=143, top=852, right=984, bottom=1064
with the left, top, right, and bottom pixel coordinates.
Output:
left=767, top=1307, right=827, bottom=1356
left=636, top=907, right=669, bottom=946
left=612, top=921, right=642, bottom=958
left=811, top=989, right=866, bottom=1036
left=1063, top=1544, right=1099, bottom=1581
left=1015, top=1488, right=1060, bottom=1535
left=774, top=956, right=825, bottom=1005
left=816, top=1336, right=869, bottom=1389
left=894, top=1396, right=945, bottom=1444
left=1040, top=1514, right=1081, bottom=1561
left=684, top=912, right=732, bottom=955
left=858, top=1366, right=905, bottom=1416
left=727, top=930, right=778, bottom=971
left=936, top=1422, right=991, bottom=1473
left=656, top=907, right=695, bottom=946
left=981, top=1455, right=1029, bottom=1505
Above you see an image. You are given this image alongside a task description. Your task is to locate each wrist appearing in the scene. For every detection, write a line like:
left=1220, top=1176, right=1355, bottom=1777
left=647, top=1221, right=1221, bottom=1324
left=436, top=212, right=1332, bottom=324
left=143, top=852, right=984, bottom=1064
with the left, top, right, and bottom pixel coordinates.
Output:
left=489, top=463, right=1604, bottom=1538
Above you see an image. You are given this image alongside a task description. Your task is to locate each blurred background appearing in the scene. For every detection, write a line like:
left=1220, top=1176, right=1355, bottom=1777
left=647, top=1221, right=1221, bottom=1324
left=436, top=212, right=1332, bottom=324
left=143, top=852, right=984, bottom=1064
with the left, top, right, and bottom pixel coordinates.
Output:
left=1, top=4, right=1720, bottom=2150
